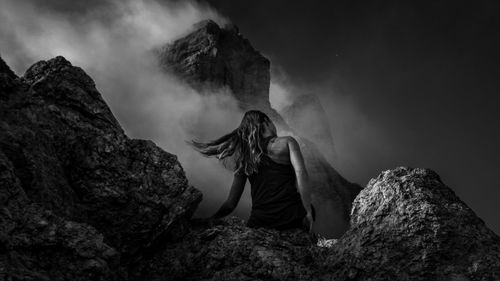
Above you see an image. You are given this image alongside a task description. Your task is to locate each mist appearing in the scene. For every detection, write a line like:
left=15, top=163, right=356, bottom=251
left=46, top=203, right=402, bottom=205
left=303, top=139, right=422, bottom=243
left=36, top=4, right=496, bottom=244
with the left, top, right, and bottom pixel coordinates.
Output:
left=0, top=0, right=253, bottom=218
left=3, top=0, right=498, bottom=236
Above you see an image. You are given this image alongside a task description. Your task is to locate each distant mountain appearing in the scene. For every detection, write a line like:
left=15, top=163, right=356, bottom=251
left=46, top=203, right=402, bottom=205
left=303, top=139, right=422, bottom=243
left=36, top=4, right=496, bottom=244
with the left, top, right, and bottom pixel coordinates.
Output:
left=280, top=93, right=337, bottom=163
left=157, top=19, right=285, bottom=126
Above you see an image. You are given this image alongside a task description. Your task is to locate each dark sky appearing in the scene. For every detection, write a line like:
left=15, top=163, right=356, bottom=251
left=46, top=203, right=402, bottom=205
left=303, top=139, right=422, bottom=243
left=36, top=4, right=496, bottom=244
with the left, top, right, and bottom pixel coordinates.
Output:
left=203, top=0, right=500, bottom=234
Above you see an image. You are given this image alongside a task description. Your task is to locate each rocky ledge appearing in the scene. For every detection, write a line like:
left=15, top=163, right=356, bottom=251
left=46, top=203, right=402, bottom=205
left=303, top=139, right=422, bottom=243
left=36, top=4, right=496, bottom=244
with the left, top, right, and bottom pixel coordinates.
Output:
left=129, top=168, right=500, bottom=281
left=1, top=53, right=499, bottom=280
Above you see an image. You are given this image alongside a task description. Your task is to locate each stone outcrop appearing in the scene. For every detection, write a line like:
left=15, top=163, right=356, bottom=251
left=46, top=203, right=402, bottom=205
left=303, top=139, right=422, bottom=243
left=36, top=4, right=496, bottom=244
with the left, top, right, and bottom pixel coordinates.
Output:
left=325, top=167, right=500, bottom=280
left=157, top=19, right=287, bottom=128
left=158, top=20, right=362, bottom=239
left=129, top=217, right=327, bottom=281
left=0, top=55, right=202, bottom=279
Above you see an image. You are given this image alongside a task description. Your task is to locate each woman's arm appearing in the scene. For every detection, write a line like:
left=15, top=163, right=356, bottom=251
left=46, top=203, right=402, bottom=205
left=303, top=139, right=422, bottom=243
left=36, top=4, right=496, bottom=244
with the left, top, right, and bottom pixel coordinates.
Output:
left=287, top=136, right=314, bottom=222
left=211, top=172, right=247, bottom=219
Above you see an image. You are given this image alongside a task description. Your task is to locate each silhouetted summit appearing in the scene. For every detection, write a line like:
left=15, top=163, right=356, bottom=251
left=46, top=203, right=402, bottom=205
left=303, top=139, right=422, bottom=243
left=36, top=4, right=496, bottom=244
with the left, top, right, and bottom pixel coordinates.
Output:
left=157, top=19, right=275, bottom=116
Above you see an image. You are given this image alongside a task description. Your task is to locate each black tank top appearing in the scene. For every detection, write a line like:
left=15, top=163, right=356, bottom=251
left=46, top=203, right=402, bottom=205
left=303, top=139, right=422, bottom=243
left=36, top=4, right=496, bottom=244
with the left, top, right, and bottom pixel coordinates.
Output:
left=246, top=136, right=307, bottom=230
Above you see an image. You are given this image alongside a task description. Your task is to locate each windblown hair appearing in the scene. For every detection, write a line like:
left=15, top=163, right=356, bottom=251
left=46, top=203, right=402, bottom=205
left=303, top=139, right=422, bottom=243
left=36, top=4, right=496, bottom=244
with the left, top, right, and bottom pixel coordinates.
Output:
left=188, top=110, right=274, bottom=176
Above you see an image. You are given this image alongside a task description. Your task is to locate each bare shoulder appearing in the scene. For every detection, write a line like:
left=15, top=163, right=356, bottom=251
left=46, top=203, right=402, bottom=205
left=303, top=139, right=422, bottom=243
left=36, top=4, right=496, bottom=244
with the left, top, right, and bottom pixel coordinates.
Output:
left=283, top=136, right=299, bottom=146
left=275, top=136, right=299, bottom=151
left=268, top=136, right=299, bottom=157
left=265, top=136, right=290, bottom=163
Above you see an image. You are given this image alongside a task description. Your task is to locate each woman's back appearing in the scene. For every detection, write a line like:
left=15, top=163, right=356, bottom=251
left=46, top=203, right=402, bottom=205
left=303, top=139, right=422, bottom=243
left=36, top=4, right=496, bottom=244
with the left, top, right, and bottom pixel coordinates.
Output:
left=190, top=110, right=313, bottom=232
left=246, top=136, right=307, bottom=230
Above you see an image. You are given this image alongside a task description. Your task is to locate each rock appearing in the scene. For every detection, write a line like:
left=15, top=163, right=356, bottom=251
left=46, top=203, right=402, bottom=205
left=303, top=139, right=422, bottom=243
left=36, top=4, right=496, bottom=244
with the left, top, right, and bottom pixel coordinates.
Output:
left=0, top=54, right=202, bottom=280
left=158, top=19, right=269, bottom=107
left=157, top=19, right=287, bottom=127
left=0, top=56, right=18, bottom=99
left=325, top=167, right=500, bottom=280
left=129, top=216, right=332, bottom=281
left=0, top=149, right=122, bottom=281
left=129, top=167, right=500, bottom=281
left=0, top=56, right=16, bottom=79
left=158, top=20, right=362, bottom=239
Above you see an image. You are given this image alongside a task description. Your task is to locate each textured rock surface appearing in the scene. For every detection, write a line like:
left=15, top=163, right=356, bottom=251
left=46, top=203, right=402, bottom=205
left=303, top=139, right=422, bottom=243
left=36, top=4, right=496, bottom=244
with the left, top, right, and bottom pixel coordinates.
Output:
left=159, top=20, right=362, bottom=239
left=0, top=55, right=202, bottom=279
left=325, top=167, right=500, bottom=280
left=157, top=19, right=287, bottom=127
left=129, top=216, right=330, bottom=281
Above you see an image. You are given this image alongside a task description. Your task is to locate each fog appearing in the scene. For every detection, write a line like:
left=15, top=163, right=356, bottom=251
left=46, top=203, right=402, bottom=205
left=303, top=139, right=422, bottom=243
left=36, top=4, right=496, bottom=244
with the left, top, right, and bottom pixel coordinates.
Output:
left=3, top=0, right=498, bottom=236
left=0, top=0, right=254, bottom=217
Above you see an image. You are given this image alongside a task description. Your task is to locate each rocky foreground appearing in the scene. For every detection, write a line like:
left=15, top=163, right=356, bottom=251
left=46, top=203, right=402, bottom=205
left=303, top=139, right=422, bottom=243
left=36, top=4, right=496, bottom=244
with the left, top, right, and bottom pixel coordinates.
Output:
left=1, top=54, right=499, bottom=280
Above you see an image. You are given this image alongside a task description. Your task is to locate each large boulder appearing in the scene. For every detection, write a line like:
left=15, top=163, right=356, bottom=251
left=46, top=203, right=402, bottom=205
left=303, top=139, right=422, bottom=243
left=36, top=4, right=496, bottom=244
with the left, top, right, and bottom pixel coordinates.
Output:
left=326, top=167, right=500, bottom=280
left=0, top=54, right=202, bottom=280
left=158, top=20, right=362, bottom=239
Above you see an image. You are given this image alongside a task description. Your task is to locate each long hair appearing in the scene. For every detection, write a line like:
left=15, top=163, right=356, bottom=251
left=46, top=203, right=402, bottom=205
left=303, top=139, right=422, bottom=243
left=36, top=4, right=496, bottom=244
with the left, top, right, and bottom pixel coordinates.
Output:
left=187, top=110, right=274, bottom=176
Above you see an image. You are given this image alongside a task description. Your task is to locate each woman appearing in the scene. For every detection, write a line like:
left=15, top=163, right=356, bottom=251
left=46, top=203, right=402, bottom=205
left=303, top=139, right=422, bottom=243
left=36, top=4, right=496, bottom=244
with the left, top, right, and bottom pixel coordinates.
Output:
left=189, top=110, right=315, bottom=233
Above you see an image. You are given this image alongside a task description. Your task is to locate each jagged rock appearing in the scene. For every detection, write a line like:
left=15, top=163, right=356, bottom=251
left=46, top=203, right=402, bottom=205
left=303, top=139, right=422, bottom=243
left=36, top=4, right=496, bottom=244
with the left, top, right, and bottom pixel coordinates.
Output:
left=129, top=216, right=331, bottom=281
left=0, top=54, right=202, bottom=279
left=0, top=56, right=16, bottom=79
left=157, top=19, right=287, bottom=127
left=325, top=167, right=500, bottom=280
left=0, top=56, right=18, bottom=98
left=158, top=19, right=269, bottom=106
left=280, top=94, right=337, bottom=162
left=158, top=20, right=362, bottom=239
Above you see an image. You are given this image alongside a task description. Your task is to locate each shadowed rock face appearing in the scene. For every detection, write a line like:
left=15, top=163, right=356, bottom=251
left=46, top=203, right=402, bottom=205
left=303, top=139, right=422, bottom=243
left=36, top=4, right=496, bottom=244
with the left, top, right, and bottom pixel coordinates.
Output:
left=158, top=20, right=362, bottom=239
left=158, top=20, right=269, bottom=106
left=0, top=55, right=202, bottom=279
left=157, top=19, right=287, bottom=128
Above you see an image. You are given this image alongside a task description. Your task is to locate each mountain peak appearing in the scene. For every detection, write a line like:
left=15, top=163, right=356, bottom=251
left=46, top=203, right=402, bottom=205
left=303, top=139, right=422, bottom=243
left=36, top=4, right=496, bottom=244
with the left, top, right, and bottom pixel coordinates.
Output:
left=0, top=55, right=17, bottom=79
left=157, top=20, right=270, bottom=108
left=193, top=19, right=221, bottom=34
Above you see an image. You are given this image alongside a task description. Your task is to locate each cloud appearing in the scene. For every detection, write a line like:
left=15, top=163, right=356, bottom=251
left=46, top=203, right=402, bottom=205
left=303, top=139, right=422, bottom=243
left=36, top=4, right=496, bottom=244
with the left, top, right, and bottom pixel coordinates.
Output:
left=0, top=0, right=248, bottom=217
